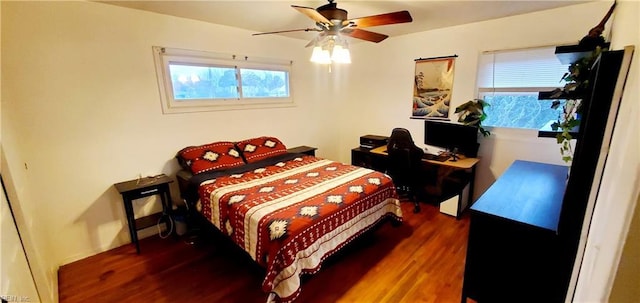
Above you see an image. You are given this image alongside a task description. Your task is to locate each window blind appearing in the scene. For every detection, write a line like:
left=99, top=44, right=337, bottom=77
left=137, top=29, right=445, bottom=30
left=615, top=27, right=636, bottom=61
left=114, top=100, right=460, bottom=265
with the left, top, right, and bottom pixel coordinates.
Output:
left=478, top=46, right=569, bottom=90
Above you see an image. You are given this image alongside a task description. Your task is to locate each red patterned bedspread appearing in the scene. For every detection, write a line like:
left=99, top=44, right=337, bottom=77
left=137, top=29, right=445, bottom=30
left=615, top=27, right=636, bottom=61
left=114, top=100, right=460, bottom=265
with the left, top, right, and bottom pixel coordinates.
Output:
left=195, top=155, right=402, bottom=302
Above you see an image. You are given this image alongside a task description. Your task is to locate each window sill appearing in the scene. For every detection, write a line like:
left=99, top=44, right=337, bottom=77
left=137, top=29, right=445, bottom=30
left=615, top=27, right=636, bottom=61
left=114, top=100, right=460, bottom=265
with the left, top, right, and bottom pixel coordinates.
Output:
left=161, top=99, right=295, bottom=114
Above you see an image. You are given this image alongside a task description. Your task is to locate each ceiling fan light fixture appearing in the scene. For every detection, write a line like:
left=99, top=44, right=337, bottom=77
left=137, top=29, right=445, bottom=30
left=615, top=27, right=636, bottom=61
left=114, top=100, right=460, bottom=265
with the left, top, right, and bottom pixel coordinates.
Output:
left=310, top=46, right=332, bottom=64
left=331, top=44, right=351, bottom=64
left=310, top=35, right=351, bottom=65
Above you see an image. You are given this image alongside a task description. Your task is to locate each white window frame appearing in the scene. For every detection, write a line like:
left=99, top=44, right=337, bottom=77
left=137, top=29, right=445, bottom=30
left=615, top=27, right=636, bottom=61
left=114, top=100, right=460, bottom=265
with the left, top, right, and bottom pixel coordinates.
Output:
left=153, top=46, right=294, bottom=114
left=476, top=45, right=569, bottom=130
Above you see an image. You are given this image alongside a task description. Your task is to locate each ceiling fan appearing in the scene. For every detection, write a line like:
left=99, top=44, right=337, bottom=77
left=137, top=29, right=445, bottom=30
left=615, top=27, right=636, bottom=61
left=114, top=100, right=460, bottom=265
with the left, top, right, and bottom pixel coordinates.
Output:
left=253, top=0, right=413, bottom=63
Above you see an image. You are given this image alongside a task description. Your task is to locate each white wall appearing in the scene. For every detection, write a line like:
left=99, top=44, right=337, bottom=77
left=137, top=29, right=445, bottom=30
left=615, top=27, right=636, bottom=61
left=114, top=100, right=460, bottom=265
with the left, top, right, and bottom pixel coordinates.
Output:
left=610, top=195, right=640, bottom=302
left=1, top=1, right=342, bottom=302
left=1, top=2, right=41, bottom=301
left=2, top=1, right=638, bottom=303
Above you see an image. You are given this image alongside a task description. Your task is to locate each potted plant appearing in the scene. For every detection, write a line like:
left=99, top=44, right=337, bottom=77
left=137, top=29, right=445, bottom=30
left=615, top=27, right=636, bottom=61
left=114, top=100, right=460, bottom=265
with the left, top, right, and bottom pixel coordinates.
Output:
left=455, top=98, right=491, bottom=137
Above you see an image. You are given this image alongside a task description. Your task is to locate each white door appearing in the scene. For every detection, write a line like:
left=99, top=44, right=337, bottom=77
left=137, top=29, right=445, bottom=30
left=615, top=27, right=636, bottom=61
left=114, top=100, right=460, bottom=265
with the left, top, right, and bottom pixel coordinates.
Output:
left=1, top=176, right=40, bottom=302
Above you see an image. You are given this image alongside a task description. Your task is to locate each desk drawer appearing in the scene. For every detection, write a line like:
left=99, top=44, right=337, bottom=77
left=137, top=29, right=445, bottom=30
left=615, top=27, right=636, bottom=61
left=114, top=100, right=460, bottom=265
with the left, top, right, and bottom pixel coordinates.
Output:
left=351, top=148, right=387, bottom=172
left=123, top=183, right=169, bottom=200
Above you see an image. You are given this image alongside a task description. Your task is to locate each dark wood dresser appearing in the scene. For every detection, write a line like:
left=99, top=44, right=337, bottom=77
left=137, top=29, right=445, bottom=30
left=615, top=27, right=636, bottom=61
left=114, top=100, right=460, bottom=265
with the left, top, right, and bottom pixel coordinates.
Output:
left=461, top=160, right=569, bottom=302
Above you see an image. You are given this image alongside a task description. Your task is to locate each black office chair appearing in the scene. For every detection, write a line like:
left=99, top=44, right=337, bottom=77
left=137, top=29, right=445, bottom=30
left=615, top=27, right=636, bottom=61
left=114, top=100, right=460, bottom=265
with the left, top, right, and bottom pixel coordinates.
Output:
left=386, top=128, right=425, bottom=213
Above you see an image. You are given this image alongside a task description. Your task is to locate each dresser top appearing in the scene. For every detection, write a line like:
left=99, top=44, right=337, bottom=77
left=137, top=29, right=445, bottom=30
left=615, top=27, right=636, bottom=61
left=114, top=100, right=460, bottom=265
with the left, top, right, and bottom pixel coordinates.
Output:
left=471, top=160, right=568, bottom=232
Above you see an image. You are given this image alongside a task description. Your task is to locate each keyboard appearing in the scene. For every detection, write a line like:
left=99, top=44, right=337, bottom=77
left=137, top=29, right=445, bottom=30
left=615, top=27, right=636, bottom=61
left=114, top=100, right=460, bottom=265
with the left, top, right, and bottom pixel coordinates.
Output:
left=423, top=153, right=450, bottom=162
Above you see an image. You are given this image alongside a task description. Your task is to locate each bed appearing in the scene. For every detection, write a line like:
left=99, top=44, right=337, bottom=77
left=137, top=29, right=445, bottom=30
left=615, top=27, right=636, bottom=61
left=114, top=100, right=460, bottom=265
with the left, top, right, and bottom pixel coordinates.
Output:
left=175, top=137, right=402, bottom=302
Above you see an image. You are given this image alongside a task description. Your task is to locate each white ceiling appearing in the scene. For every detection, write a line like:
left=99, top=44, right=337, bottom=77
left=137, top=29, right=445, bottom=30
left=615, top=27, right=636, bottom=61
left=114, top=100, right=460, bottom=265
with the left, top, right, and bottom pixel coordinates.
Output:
left=100, top=1, right=593, bottom=44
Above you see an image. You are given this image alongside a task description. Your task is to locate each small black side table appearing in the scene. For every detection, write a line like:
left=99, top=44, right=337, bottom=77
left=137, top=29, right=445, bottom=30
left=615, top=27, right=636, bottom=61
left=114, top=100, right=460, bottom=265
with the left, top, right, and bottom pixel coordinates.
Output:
left=287, top=146, right=317, bottom=156
left=114, top=174, right=173, bottom=254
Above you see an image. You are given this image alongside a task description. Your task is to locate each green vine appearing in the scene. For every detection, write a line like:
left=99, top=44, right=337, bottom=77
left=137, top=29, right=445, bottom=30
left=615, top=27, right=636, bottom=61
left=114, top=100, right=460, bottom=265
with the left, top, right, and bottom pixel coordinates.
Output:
left=549, top=46, right=605, bottom=163
left=550, top=100, right=581, bottom=162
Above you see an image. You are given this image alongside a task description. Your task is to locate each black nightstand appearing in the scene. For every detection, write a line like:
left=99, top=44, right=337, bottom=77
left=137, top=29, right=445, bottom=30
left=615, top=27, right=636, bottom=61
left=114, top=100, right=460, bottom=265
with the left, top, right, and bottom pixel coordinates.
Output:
left=287, top=145, right=317, bottom=156
left=114, top=174, right=173, bottom=254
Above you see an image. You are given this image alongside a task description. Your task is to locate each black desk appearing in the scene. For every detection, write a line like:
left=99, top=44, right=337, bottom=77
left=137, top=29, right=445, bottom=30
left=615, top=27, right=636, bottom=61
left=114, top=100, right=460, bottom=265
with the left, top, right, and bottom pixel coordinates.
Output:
left=461, top=160, right=569, bottom=302
left=352, top=146, right=480, bottom=218
left=114, top=174, right=173, bottom=254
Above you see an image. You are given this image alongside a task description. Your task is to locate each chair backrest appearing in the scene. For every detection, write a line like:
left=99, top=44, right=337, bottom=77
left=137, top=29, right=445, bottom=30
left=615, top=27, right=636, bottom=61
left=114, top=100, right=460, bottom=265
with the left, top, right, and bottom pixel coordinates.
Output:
left=386, top=128, right=424, bottom=186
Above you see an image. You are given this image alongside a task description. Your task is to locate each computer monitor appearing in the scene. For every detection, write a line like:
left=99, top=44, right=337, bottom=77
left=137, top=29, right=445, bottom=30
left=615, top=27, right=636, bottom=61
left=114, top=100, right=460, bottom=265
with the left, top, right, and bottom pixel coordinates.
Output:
left=424, top=120, right=479, bottom=157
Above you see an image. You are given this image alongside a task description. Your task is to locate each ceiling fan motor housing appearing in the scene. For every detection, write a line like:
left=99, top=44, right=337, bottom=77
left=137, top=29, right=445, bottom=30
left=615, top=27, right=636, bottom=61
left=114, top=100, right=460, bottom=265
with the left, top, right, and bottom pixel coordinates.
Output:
left=317, top=2, right=347, bottom=21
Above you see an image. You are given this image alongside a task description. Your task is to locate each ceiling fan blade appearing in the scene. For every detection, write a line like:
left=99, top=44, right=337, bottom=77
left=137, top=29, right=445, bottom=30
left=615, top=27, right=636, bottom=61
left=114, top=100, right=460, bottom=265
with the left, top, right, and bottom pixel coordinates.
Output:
left=343, top=10, right=413, bottom=28
left=292, top=5, right=331, bottom=27
left=252, top=28, right=321, bottom=36
left=342, top=28, right=389, bottom=43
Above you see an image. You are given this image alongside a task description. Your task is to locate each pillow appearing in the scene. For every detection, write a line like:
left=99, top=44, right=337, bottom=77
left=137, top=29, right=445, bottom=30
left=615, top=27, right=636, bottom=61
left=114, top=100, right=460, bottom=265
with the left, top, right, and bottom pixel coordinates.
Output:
left=236, top=136, right=287, bottom=163
left=176, top=141, right=245, bottom=174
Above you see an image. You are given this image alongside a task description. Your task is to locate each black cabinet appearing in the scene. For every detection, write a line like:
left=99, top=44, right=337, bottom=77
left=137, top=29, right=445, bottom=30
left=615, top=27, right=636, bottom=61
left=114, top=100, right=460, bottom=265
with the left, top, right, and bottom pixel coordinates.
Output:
left=351, top=147, right=387, bottom=172
left=462, top=46, right=634, bottom=302
left=461, top=161, right=568, bottom=302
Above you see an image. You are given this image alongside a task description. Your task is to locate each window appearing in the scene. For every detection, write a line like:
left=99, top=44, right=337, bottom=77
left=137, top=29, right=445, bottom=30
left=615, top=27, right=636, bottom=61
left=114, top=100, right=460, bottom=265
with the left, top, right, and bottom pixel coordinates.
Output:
left=477, top=46, right=569, bottom=129
left=153, top=46, right=293, bottom=114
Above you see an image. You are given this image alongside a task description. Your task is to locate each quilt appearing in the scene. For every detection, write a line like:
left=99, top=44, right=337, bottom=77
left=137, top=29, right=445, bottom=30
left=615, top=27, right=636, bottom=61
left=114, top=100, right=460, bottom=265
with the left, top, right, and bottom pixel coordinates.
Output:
left=193, top=154, right=402, bottom=302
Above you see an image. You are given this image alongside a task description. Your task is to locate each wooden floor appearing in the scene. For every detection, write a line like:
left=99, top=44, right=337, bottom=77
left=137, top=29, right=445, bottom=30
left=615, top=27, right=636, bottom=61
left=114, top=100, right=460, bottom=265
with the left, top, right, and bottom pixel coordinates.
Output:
left=58, top=200, right=471, bottom=303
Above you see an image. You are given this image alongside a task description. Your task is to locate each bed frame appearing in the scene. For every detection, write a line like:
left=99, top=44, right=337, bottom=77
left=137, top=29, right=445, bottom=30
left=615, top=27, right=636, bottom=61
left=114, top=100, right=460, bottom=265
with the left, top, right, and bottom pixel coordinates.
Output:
left=173, top=149, right=402, bottom=302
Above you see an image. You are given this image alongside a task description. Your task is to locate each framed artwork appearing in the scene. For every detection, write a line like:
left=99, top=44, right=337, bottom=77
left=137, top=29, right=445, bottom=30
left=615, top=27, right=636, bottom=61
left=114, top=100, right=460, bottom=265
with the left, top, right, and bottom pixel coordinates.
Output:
left=412, top=55, right=457, bottom=119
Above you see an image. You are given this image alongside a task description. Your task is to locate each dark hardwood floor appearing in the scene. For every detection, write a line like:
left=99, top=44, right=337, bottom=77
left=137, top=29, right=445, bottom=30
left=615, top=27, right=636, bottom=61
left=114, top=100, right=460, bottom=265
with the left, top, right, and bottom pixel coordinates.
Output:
left=58, top=200, right=470, bottom=303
